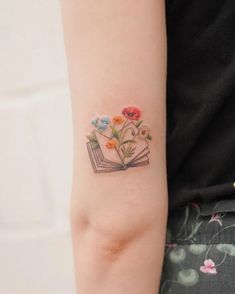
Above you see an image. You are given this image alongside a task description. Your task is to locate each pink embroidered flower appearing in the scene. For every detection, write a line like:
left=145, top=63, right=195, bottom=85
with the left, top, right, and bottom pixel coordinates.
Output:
left=209, top=213, right=223, bottom=226
left=166, top=243, right=177, bottom=249
left=191, top=202, right=200, bottom=209
left=122, top=106, right=141, bottom=120
left=200, top=259, right=217, bottom=274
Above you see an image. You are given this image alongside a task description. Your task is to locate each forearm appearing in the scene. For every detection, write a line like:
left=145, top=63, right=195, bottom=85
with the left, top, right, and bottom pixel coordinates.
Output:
left=61, top=0, right=168, bottom=293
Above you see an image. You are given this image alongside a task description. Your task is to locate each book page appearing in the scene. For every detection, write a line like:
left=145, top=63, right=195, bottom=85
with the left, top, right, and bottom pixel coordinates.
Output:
left=119, top=122, right=149, bottom=165
left=95, top=131, right=123, bottom=165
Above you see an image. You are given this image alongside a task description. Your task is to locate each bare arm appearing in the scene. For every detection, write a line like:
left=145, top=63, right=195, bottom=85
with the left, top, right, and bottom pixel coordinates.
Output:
left=60, top=0, right=168, bottom=293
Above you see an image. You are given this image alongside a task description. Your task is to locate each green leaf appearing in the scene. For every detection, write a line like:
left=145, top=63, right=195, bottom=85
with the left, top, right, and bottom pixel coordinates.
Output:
left=119, top=140, right=136, bottom=147
left=87, top=132, right=99, bottom=149
left=125, top=146, right=136, bottom=158
left=121, top=146, right=126, bottom=156
left=91, top=142, right=99, bottom=150
left=87, top=134, right=98, bottom=143
left=121, top=145, right=136, bottom=158
left=135, top=120, right=143, bottom=128
left=147, top=134, right=152, bottom=141
left=110, top=126, right=120, bottom=141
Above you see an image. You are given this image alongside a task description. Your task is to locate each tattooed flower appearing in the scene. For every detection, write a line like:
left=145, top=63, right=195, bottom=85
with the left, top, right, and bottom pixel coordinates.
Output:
left=122, top=106, right=141, bottom=120
left=138, top=125, right=150, bottom=139
left=91, top=116, right=110, bottom=131
left=200, top=259, right=217, bottom=274
left=96, top=123, right=108, bottom=131
left=209, top=213, right=223, bottom=226
left=106, top=139, right=117, bottom=149
left=87, top=106, right=152, bottom=173
left=100, top=116, right=110, bottom=125
left=112, top=115, right=125, bottom=125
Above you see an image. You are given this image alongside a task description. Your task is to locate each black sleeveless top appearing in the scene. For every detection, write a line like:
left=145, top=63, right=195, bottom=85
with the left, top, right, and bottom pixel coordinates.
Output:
left=166, top=0, right=235, bottom=210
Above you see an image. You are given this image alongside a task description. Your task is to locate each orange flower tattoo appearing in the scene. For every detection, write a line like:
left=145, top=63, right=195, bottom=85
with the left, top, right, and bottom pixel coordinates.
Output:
left=105, top=139, right=117, bottom=149
left=112, top=115, right=125, bottom=125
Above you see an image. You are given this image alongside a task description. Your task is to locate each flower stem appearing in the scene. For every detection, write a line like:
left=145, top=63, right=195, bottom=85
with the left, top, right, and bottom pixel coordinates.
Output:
left=160, top=280, right=181, bottom=294
left=205, top=223, right=235, bottom=259
left=115, top=147, right=125, bottom=165
left=122, top=118, right=129, bottom=130
left=216, top=252, right=227, bottom=267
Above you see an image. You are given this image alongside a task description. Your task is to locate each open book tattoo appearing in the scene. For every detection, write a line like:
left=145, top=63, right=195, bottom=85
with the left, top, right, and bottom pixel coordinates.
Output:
left=86, top=105, right=152, bottom=173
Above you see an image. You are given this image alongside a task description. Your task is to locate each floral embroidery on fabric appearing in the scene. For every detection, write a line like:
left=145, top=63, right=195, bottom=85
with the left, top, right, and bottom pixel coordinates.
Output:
left=208, top=213, right=223, bottom=226
left=200, top=259, right=217, bottom=274
left=160, top=199, right=235, bottom=293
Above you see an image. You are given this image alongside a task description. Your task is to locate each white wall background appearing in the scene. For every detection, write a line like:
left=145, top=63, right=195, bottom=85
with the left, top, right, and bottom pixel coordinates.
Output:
left=0, top=1, right=76, bottom=293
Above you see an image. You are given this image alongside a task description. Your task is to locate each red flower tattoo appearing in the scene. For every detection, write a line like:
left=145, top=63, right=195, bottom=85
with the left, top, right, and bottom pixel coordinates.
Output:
left=122, top=106, right=141, bottom=121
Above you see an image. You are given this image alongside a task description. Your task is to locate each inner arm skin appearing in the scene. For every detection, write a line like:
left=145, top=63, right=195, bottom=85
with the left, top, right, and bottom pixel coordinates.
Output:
left=60, top=1, right=168, bottom=293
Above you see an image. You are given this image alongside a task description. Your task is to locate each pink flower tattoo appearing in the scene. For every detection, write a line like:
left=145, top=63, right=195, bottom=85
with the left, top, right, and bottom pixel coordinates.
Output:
left=122, top=106, right=141, bottom=121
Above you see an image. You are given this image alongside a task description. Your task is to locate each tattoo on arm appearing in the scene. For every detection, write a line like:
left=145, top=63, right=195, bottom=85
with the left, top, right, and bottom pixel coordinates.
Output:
left=86, top=105, right=152, bottom=173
